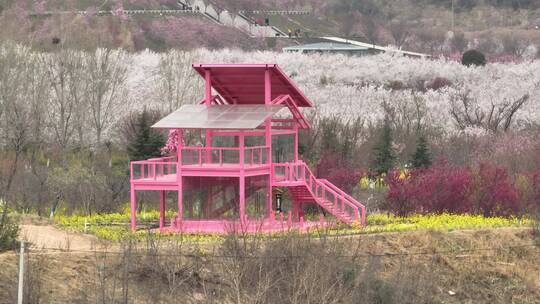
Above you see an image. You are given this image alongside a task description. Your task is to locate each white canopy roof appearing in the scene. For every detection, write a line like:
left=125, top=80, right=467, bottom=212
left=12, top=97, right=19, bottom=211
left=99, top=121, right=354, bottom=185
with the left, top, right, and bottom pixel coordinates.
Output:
left=152, top=104, right=285, bottom=129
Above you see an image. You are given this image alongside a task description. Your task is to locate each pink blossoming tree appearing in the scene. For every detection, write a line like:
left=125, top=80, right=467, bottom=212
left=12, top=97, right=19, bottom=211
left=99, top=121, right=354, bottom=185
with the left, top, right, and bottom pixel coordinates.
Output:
left=161, top=129, right=183, bottom=155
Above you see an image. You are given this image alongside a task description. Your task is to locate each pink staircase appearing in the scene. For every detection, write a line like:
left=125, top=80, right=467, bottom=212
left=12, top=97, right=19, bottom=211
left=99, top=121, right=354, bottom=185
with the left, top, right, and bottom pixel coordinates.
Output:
left=273, top=161, right=366, bottom=225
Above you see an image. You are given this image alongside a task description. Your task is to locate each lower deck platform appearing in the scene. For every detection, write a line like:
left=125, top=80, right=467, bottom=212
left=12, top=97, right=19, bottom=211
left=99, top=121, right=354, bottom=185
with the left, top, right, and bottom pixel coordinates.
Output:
left=160, top=218, right=333, bottom=234
left=129, top=161, right=366, bottom=232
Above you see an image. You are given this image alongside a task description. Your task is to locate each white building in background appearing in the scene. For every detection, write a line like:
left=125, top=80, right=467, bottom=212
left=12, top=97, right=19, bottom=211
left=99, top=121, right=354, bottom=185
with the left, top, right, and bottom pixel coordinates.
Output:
left=283, top=42, right=372, bottom=56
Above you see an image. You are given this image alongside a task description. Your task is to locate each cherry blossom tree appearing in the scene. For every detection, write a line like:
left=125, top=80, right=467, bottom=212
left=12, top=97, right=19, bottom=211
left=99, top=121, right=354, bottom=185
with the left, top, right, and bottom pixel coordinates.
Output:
left=161, top=129, right=184, bottom=154
left=2, top=42, right=540, bottom=157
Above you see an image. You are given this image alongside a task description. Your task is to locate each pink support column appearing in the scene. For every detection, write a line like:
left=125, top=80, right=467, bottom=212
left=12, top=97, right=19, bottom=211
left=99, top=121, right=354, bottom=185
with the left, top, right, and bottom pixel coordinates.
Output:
left=176, top=129, right=184, bottom=226
left=205, top=129, right=212, bottom=164
left=239, top=131, right=245, bottom=168
left=239, top=131, right=246, bottom=224
left=294, top=124, right=299, bottom=162
left=176, top=129, right=183, bottom=166
left=204, top=69, right=213, bottom=166
left=361, top=206, right=366, bottom=226
left=239, top=175, right=245, bottom=224
left=130, top=187, right=136, bottom=231
left=177, top=187, right=183, bottom=225
left=268, top=175, right=272, bottom=218
left=293, top=200, right=300, bottom=220
left=159, top=190, right=165, bottom=230
left=205, top=69, right=212, bottom=104
left=264, top=66, right=273, bottom=217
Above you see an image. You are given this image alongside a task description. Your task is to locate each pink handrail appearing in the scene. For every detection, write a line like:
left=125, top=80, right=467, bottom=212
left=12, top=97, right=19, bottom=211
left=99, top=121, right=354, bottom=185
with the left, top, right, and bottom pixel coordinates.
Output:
left=131, top=156, right=176, bottom=164
left=244, top=146, right=268, bottom=166
left=319, top=179, right=365, bottom=209
left=182, top=146, right=241, bottom=151
left=180, top=146, right=269, bottom=167
left=272, top=161, right=364, bottom=224
left=146, top=156, right=176, bottom=162
left=131, top=161, right=177, bottom=181
left=300, top=162, right=363, bottom=223
left=319, top=179, right=366, bottom=224
left=181, top=145, right=267, bottom=151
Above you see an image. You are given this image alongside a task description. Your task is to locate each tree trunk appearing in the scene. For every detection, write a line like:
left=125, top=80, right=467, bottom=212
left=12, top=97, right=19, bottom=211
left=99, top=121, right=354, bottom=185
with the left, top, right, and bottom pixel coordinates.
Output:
left=0, top=151, right=20, bottom=230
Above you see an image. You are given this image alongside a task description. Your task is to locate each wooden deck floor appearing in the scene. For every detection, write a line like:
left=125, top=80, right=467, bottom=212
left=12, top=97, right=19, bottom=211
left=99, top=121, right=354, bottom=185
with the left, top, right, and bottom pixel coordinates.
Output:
left=133, top=174, right=296, bottom=186
left=161, top=219, right=332, bottom=234
left=133, top=174, right=177, bottom=183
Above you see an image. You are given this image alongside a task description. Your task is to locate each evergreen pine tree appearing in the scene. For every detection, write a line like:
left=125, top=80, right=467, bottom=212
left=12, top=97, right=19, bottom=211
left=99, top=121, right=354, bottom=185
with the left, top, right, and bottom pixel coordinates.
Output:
left=371, top=118, right=395, bottom=175
left=411, top=134, right=432, bottom=168
left=127, top=109, right=165, bottom=161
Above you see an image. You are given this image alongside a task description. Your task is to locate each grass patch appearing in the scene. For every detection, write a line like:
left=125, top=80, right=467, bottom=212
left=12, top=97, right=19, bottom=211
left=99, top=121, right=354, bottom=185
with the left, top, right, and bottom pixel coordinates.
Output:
left=56, top=211, right=225, bottom=242
left=55, top=211, right=533, bottom=242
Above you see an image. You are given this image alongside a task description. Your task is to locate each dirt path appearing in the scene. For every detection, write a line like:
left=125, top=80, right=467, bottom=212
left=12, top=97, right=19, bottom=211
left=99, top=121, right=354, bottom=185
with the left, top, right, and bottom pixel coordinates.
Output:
left=19, top=224, right=108, bottom=251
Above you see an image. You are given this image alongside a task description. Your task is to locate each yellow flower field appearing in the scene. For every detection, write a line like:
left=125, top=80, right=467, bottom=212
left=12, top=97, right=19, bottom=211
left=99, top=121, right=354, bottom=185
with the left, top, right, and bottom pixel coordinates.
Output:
left=56, top=211, right=534, bottom=242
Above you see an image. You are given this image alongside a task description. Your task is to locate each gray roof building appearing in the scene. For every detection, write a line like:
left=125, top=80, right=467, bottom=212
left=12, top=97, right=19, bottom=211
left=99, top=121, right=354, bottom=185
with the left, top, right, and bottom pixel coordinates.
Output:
left=282, top=42, right=373, bottom=56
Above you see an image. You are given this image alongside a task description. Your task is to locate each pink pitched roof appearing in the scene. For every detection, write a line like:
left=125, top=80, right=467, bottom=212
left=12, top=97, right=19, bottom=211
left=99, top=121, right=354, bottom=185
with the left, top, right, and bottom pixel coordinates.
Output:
left=192, top=64, right=314, bottom=107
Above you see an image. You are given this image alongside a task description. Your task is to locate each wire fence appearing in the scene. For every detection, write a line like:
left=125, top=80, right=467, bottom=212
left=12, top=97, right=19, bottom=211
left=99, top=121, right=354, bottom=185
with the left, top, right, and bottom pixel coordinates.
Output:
left=11, top=242, right=539, bottom=258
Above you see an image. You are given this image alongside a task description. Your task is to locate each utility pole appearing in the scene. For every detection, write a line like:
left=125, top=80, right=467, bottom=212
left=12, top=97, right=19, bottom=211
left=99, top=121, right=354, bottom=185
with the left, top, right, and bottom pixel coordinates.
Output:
left=17, top=241, right=24, bottom=304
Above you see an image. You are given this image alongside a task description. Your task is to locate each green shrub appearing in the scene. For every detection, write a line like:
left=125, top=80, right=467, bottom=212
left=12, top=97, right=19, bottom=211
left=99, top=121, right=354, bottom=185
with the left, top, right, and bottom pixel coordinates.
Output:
left=371, top=117, right=396, bottom=175
left=411, top=134, right=432, bottom=168
left=462, top=49, right=486, bottom=66
left=0, top=215, right=19, bottom=251
left=125, top=108, right=166, bottom=161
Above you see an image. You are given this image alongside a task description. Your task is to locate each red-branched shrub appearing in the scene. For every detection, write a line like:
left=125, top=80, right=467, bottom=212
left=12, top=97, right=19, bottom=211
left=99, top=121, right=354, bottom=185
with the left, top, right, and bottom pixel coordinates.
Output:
left=383, top=161, right=472, bottom=216
left=382, top=170, right=418, bottom=216
left=417, top=164, right=472, bottom=214
left=470, top=163, right=520, bottom=217
left=383, top=161, right=526, bottom=217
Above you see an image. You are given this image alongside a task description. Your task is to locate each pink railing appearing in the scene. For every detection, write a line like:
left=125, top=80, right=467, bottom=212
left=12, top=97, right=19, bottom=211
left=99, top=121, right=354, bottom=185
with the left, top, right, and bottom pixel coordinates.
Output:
left=131, top=160, right=177, bottom=181
left=319, top=179, right=366, bottom=225
left=131, top=146, right=270, bottom=181
left=146, top=156, right=177, bottom=162
left=181, top=146, right=269, bottom=167
left=244, top=146, right=269, bottom=166
left=273, top=161, right=366, bottom=225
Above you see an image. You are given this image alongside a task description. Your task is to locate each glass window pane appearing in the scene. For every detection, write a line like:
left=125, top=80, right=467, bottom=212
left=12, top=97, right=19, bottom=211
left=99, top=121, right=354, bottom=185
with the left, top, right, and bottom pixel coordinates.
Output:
left=153, top=104, right=284, bottom=129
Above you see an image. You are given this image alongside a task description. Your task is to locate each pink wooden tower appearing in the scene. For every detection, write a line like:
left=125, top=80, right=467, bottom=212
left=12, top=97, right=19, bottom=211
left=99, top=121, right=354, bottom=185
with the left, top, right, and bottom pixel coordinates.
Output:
left=130, top=64, right=366, bottom=233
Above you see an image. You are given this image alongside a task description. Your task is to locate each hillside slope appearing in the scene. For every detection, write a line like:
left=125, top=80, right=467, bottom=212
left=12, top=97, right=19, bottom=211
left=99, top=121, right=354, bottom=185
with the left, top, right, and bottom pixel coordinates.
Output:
left=1, top=0, right=540, bottom=54
left=1, top=227, right=539, bottom=303
left=0, top=1, right=288, bottom=51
